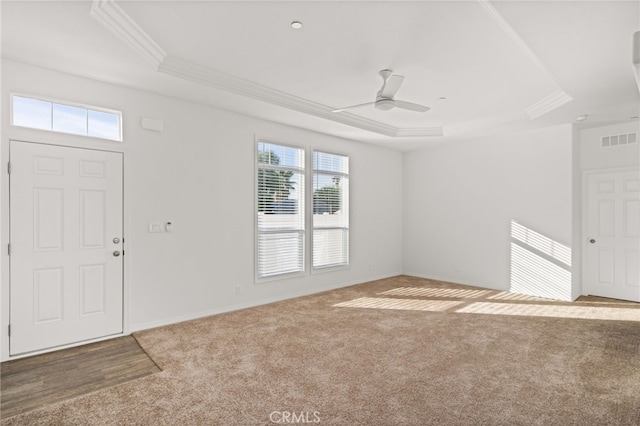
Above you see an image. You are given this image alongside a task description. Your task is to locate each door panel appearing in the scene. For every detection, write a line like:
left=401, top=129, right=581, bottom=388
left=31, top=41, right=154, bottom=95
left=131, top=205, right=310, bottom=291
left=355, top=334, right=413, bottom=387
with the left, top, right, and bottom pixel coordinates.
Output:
left=598, top=199, right=615, bottom=236
left=80, top=264, right=106, bottom=315
left=586, top=168, right=640, bottom=302
left=34, top=267, right=64, bottom=323
left=596, top=248, right=614, bottom=286
left=624, top=199, right=639, bottom=237
left=10, top=141, right=123, bottom=355
left=80, top=189, right=107, bottom=249
left=34, top=188, right=64, bottom=250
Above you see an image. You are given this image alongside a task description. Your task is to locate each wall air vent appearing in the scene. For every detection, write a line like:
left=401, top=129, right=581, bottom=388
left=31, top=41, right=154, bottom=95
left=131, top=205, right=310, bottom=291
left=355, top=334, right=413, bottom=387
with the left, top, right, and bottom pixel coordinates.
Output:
left=601, top=132, right=637, bottom=148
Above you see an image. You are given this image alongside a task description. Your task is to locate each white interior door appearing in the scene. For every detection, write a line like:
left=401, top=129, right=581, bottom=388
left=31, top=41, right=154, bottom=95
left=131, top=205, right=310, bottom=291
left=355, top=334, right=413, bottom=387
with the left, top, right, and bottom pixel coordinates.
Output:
left=9, top=141, right=124, bottom=355
left=585, top=168, right=640, bottom=302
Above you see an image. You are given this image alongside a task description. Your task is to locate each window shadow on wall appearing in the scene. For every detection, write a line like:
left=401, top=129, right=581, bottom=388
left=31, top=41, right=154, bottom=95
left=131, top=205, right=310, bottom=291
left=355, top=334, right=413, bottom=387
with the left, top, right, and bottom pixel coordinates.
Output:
left=509, top=220, right=572, bottom=301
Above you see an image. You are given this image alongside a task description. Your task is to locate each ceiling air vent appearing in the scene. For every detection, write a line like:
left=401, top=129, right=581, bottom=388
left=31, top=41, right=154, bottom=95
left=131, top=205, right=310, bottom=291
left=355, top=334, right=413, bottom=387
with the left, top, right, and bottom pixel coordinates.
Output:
left=601, top=132, right=638, bottom=148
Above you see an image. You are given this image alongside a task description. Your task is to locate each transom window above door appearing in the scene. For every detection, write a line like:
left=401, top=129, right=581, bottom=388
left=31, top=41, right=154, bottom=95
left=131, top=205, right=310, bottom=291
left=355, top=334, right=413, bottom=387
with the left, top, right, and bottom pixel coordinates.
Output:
left=11, top=94, right=122, bottom=142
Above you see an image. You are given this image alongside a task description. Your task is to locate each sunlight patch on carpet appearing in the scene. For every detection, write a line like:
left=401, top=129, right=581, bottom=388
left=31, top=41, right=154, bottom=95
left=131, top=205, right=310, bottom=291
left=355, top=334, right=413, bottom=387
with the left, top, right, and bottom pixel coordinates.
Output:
left=335, top=289, right=640, bottom=322
left=488, top=291, right=557, bottom=302
left=378, top=287, right=493, bottom=299
left=333, top=297, right=463, bottom=312
left=456, top=302, right=640, bottom=321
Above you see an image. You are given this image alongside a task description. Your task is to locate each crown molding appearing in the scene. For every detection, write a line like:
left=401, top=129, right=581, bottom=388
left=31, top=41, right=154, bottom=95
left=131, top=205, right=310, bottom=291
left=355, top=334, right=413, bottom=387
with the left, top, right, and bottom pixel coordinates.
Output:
left=395, top=127, right=444, bottom=137
left=525, top=90, right=573, bottom=120
left=478, top=0, right=559, bottom=88
left=90, top=0, right=443, bottom=139
left=445, top=111, right=528, bottom=138
left=90, top=0, right=166, bottom=69
left=479, top=0, right=573, bottom=120
left=159, top=57, right=404, bottom=137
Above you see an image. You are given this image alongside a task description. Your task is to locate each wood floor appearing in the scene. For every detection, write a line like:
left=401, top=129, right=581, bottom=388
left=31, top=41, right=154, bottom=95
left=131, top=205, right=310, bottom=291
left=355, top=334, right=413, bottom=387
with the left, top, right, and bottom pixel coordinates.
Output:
left=0, top=336, right=161, bottom=419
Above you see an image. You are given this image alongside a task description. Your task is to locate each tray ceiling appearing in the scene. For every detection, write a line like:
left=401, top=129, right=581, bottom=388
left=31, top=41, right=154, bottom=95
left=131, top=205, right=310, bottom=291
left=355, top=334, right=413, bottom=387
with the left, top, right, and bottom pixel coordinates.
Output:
left=2, top=0, right=638, bottom=150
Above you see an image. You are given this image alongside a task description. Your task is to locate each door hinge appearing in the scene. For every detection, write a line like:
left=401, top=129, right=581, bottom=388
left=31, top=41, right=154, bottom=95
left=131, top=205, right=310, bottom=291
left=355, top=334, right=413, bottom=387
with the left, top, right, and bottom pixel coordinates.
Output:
left=7, top=162, right=11, bottom=175
left=7, top=243, right=11, bottom=256
left=8, top=324, right=11, bottom=337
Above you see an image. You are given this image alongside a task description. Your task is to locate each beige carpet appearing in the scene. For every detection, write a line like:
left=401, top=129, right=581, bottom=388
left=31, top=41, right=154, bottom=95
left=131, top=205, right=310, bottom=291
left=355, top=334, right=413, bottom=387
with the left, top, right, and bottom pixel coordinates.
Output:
left=2, top=276, right=639, bottom=425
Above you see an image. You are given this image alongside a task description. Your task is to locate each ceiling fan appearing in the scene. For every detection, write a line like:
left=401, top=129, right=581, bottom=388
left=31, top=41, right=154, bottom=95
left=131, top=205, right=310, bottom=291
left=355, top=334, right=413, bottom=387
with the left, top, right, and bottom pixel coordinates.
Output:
left=332, top=69, right=430, bottom=113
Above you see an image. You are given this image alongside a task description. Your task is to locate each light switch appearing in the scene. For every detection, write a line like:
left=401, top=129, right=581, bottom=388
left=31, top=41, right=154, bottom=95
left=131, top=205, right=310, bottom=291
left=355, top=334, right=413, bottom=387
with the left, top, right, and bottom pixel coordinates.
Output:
left=148, top=222, right=164, bottom=233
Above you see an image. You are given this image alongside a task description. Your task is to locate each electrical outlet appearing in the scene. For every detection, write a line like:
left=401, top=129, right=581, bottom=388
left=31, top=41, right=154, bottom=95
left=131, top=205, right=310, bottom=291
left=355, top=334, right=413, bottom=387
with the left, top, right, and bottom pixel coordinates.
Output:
left=236, top=286, right=243, bottom=295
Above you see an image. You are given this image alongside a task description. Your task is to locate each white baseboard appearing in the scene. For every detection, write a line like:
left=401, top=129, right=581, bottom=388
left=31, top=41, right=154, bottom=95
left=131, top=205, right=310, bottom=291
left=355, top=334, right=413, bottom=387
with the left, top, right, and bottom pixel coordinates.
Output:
left=129, top=272, right=400, bottom=334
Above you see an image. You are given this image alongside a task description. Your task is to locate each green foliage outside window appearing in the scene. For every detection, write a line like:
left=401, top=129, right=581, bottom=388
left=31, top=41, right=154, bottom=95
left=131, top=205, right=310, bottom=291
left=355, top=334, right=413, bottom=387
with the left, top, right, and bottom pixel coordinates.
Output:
left=258, top=150, right=296, bottom=212
left=313, top=177, right=341, bottom=214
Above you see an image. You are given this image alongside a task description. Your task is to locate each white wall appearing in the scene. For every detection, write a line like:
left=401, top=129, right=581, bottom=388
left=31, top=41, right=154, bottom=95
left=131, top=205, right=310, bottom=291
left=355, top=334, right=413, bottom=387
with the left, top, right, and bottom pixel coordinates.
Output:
left=403, top=125, right=573, bottom=299
left=6, top=58, right=634, bottom=361
left=1, top=60, right=403, bottom=359
left=579, top=121, right=639, bottom=171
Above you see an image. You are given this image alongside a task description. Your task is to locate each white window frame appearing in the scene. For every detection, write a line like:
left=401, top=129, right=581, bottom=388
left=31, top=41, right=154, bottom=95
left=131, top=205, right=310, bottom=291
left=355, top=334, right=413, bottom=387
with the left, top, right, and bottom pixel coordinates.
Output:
left=255, top=140, right=306, bottom=281
left=10, top=93, right=123, bottom=142
left=312, top=149, right=350, bottom=271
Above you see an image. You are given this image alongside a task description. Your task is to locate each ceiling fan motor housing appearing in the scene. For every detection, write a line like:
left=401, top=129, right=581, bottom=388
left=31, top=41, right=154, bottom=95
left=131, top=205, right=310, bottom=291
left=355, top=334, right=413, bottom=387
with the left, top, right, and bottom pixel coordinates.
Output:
left=375, top=99, right=395, bottom=111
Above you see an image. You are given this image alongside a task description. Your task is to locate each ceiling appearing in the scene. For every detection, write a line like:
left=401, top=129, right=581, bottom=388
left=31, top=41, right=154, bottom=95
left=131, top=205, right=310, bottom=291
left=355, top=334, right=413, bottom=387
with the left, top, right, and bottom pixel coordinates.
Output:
left=2, top=0, right=639, bottom=151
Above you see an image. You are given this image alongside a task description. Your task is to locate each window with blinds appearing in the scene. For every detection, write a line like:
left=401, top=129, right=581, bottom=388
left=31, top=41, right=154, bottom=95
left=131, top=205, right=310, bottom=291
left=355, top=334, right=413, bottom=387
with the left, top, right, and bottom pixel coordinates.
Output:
left=313, top=151, right=349, bottom=269
left=256, top=142, right=305, bottom=278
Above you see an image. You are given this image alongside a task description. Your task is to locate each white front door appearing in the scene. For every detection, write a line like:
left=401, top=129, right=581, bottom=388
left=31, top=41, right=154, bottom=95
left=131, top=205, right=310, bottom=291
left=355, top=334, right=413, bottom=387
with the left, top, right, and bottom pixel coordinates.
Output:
left=9, top=141, right=124, bottom=355
left=585, top=168, right=640, bottom=302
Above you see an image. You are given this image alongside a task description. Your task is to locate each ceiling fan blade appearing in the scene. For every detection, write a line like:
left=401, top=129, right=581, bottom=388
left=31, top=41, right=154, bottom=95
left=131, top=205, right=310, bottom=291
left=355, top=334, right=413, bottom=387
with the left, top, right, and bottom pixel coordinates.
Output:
left=395, top=100, right=431, bottom=112
left=380, top=74, right=404, bottom=98
left=332, top=102, right=376, bottom=113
